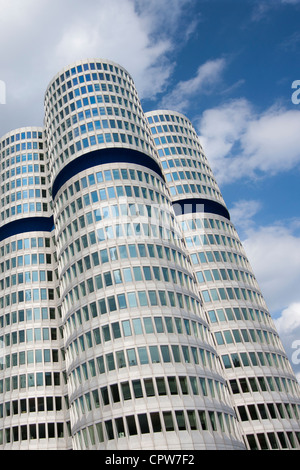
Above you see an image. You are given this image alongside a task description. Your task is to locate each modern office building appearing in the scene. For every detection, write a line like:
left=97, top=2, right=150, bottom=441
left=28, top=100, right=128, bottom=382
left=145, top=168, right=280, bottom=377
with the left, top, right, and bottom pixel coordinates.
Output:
left=0, top=127, right=71, bottom=449
left=145, top=109, right=300, bottom=450
left=0, top=59, right=299, bottom=451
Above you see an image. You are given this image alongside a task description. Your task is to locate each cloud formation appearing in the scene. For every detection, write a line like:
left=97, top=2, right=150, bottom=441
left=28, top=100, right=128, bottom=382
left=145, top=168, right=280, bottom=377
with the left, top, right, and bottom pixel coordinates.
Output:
left=252, top=0, right=300, bottom=21
left=159, top=58, right=227, bottom=112
left=197, top=99, right=300, bottom=184
left=0, top=0, right=196, bottom=136
left=229, top=199, right=262, bottom=231
left=274, top=303, right=300, bottom=381
left=230, top=207, right=300, bottom=379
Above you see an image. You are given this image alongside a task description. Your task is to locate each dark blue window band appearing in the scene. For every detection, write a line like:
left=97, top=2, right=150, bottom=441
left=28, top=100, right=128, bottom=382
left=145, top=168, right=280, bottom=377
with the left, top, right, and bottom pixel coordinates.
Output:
left=172, top=198, right=230, bottom=221
left=51, top=148, right=164, bottom=199
left=0, top=217, right=54, bottom=242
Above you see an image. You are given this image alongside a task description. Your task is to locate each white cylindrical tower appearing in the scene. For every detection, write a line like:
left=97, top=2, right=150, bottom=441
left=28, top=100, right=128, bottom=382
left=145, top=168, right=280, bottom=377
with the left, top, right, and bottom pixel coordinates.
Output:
left=44, top=60, right=245, bottom=450
left=145, top=109, right=300, bottom=450
left=0, top=127, right=71, bottom=449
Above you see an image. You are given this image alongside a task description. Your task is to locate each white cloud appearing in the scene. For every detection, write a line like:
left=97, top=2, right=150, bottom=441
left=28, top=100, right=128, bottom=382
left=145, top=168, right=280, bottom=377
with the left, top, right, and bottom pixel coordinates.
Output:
left=252, top=0, right=300, bottom=21
left=197, top=99, right=300, bottom=185
left=242, top=223, right=300, bottom=313
left=275, top=303, right=300, bottom=335
left=234, top=215, right=300, bottom=380
left=274, top=303, right=300, bottom=380
left=229, top=199, right=262, bottom=231
left=159, top=58, right=227, bottom=112
left=0, top=0, right=196, bottom=136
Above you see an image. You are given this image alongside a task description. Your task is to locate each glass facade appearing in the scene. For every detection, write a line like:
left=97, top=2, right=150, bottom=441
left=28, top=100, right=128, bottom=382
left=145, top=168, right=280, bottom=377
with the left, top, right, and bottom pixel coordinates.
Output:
left=0, top=60, right=299, bottom=450
left=0, top=128, right=71, bottom=449
left=145, top=109, right=300, bottom=450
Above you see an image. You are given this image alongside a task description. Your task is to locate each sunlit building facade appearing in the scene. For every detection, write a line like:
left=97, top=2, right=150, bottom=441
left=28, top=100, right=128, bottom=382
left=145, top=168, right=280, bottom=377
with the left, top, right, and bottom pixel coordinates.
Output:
left=0, top=59, right=299, bottom=450
left=0, top=127, right=71, bottom=449
left=145, top=109, right=300, bottom=450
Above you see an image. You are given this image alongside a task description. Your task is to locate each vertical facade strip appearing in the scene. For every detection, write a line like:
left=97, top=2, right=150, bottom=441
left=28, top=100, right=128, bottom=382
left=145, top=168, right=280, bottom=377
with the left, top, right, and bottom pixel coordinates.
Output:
left=145, top=109, right=300, bottom=450
left=44, top=59, right=245, bottom=450
left=1, top=59, right=299, bottom=451
left=0, top=128, right=71, bottom=449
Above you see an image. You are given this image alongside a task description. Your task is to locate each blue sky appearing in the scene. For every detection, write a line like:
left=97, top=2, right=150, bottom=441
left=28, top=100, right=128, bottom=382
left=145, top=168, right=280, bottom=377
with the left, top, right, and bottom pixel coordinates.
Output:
left=0, top=0, right=300, bottom=378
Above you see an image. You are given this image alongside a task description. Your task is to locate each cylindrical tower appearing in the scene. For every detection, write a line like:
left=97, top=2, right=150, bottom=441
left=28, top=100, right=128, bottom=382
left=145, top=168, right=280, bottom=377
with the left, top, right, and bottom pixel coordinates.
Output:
left=44, top=60, right=245, bottom=450
left=0, top=127, right=71, bottom=449
left=145, top=109, right=300, bottom=450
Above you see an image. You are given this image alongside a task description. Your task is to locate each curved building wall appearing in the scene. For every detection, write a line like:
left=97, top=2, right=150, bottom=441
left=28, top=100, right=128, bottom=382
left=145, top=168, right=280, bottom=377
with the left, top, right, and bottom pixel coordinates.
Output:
left=44, top=60, right=245, bottom=450
left=145, top=109, right=300, bottom=450
left=0, top=128, right=71, bottom=449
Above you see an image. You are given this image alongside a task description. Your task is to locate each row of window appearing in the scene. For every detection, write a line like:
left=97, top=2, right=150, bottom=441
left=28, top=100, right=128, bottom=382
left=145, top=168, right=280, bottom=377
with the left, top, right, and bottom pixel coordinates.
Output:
left=147, top=113, right=200, bottom=144
left=0, top=287, right=56, bottom=309
left=54, top=166, right=166, bottom=212
left=59, top=241, right=191, bottom=290
left=153, top=131, right=200, bottom=151
left=221, top=350, right=292, bottom=374
left=202, top=285, right=265, bottom=308
left=46, top=71, right=138, bottom=116
left=71, top=375, right=230, bottom=420
left=49, top=134, right=154, bottom=182
left=56, top=182, right=171, bottom=220
left=1, top=326, right=58, bottom=347
left=1, top=202, right=49, bottom=221
left=61, top=263, right=196, bottom=303
left=65, top=314, right=210, bottom=356
left=57, top=216, right=185, bottom=271
left=0, top=270, right=54, bottom=290
left=52, top=103, right=144, bottom=133
left=237, top=401, right=299, bottom=424
left=0, top=395, right=68, bottom=418
left=0, top=130, right=43, bottom=150
left=74, top=408, right=239, bottom=450
left=190, top=248, right=250, bottom=271
left=45, top=64, right=136, bottom=109
left=1, top=236, right=51, bottom=256
left=213, top=326, right=280, bottom=350
left=2, top=152, right=44, bottom=169
left=47, top=75, right=139, bottom=119
left=182, top=216, right=238, bottom=238
left=1, top=145, right=43, bottom=161
left=56, top=127, right=151, bottom=156
left=187, top=232, right=243, bottom=254
left=49, top=61, right=132, bottom=90
left=0, top=253, right=53, bottom=273
left=2, top=348, right=62, bottom=370
left=63, top=285, right=201, bottom=321
left=169, top=181, right=221, bottom=201
left=246, top=430, right=300, bottom=450
left=165, top=167, right=218, bottom=189
left=207, top=307, right=272, bottom=328
left=161, top=156, right=215, bottom=184
left=58, top=230, right=188, bottom=273
left=1, top=188, right=47, bottom=207
left=47, top=99, right=150, bottom=160
left=0, top=307, right=57, bottom=328
left=68, top=343, right=220, bottom=391
left=0, top=370, right=65, bottom=394
left=56, top=200, right=176, bottom=244
left=196, top=266, right=258, bottom=291
left=0, top=177, right=46, bottom=196
left=55, top=188, right=172, bottom=236
left=0, top=421, right=70, bottom=445
left=56, top=198, right=177, bottom=248
left=48, top=105, right=149, bottom=163
left=1, top=165, right=45, bottom=183
left=229, top=375, right=299, bottom=398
